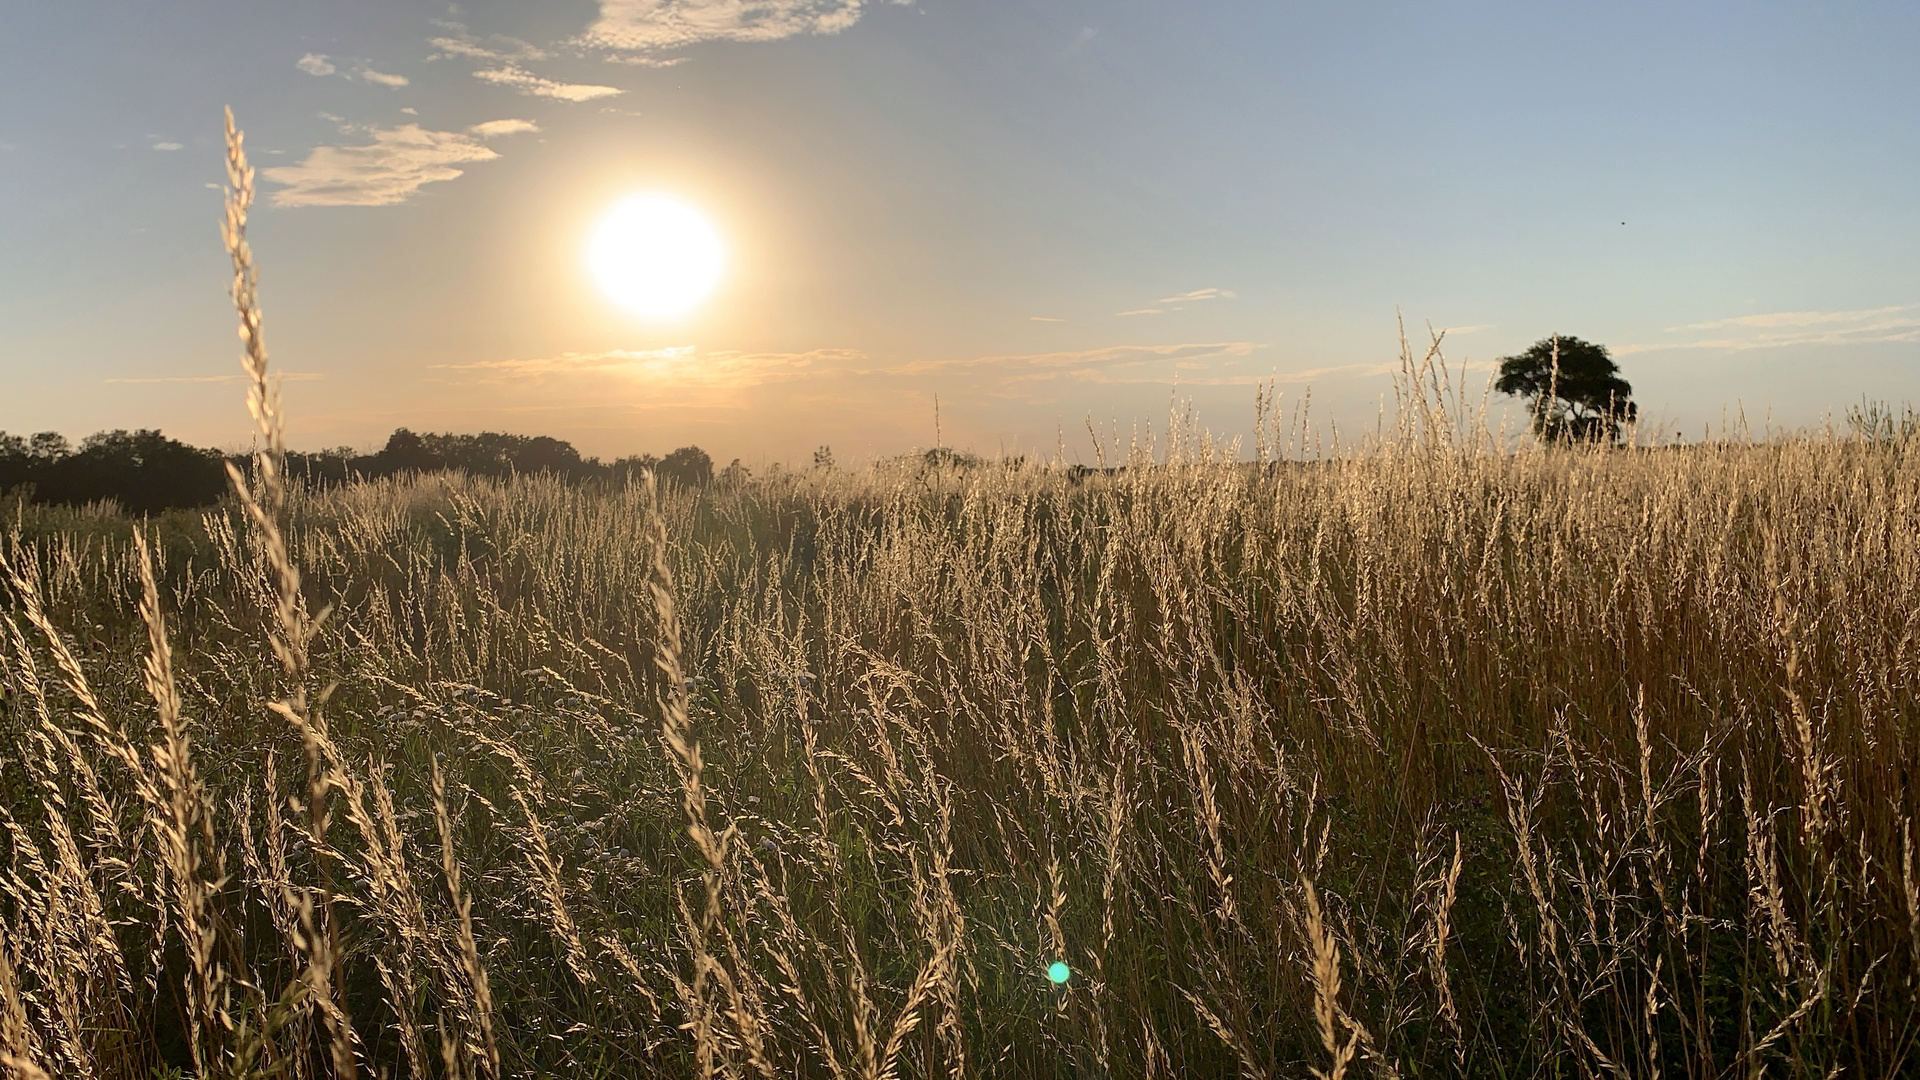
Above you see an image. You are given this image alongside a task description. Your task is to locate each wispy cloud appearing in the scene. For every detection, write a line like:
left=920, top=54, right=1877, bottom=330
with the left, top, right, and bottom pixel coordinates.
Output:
left=429, top=339, right=1400, bottom=413
left=880, top=342, right=1263, bottom=386
left=437, top=347, right=856, bottom=389
left=106, top=372, right=323, bottom=384
left=1029, top=316, right=1065, bottom=323
left=263, top=120, right=536, bottom=208
left=151, top=140, right=183, bottom=152
left=1617, top=305, right=1920, bottom=354
left=301, top=51, right=410, bottom=87
left=584, top=0, right=909, bottom=55
left=1113, top=288, right=1236, bottom=318
left=428, top=29, right=549, bottom=63
left=474, top=64, right=623, bottom=102
left=1157, top=287, right=1237, bottom=304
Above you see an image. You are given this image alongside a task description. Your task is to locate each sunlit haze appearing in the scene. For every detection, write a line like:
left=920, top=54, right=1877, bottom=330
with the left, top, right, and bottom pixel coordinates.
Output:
left=2, top=2, right=1918, bottom=463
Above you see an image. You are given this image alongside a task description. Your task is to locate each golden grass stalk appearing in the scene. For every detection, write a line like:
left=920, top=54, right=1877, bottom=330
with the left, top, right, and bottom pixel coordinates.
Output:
left=222, top=106, right=356, bottom=1077
left=1302, top=878, right=1357, bottom=1080
left=135, top=530, right=226, bottom=1075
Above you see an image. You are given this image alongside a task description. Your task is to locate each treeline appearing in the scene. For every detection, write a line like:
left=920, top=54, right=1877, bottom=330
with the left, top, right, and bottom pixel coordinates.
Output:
left=0, top=427, right=730, bottom=513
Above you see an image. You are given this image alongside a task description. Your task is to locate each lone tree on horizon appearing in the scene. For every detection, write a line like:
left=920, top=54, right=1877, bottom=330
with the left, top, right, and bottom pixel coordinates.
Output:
left=1494, top=335, right=1637, bottom=443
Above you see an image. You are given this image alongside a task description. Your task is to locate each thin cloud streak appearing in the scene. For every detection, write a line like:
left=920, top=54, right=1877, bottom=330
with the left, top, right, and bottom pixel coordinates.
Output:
left=474, top=65, right=623, bottom=102
left=1618, top=305, right=1920, bottom=354
left=430, top=341, right=1410, bottom=413
left=880, top=341, right=1260, bottom=377
left=434, top=341, right=1274, bottom=400
left=361, top=69, right=409, bottom=88
left=106, top=373, right=324, bottom=384
left=1157, top=287, right=1237, bottom=304
left=263, top=121, right=536, bottom=208
left=428, top=26, right=549, bottom=62
left=436, top=347, right=859, bottom=389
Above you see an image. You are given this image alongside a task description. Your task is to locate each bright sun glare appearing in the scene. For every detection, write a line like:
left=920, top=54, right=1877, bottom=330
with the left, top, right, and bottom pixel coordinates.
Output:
left=587, top=194, right=726, bottom=320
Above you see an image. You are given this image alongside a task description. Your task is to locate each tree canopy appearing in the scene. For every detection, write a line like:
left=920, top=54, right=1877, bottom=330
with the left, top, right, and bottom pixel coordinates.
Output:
left=1493, top=335, right=1637, bottom=443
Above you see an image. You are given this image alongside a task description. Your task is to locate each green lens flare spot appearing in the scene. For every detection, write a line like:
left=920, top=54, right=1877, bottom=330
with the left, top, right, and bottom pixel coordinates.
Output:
left=1047, top=961, right=1071, bottom=985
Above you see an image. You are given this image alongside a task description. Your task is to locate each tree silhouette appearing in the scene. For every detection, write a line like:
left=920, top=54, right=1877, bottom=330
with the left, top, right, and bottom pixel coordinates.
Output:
left=658, top=446, right=713, bottom=487
left=1494, top=335, right=1637, bottom=443
left=2, top=424, right=726, bottom=510
left=0, top=429, right=225, bottom=511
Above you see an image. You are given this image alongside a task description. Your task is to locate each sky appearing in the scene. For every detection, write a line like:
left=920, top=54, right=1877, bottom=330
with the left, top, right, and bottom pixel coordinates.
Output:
left=3, top=0, right=1919, bottom=464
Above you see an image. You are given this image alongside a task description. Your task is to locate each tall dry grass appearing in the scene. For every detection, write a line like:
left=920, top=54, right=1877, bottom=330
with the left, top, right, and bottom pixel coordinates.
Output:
left=0, top=116, right=1917, bottom=1078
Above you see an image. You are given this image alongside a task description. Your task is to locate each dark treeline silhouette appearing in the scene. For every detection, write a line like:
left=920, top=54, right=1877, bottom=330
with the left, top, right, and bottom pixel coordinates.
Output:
left=0, top=429, right=227, bottom=513
left=2, top=427, right=728, bottom=513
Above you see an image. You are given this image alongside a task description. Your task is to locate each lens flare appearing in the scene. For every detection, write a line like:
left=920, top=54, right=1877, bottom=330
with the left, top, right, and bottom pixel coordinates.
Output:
left=1046, top=961, right=1071, bottom=985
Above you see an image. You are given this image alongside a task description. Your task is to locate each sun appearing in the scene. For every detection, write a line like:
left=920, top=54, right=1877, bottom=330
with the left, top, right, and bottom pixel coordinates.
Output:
left=586, top=194, right=726, bottom=320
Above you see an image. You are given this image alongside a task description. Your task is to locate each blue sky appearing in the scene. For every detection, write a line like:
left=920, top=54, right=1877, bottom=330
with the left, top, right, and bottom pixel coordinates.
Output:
left=3, top=0, right=1917, bottom=462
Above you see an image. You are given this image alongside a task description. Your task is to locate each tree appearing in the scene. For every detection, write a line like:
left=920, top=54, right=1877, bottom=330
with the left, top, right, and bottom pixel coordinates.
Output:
left=1494, top=335, right=1637, bottom=443
left=372, top=428, right=440, bottom=474
left=657, top=446, right=713, bottom=487
left=0, top=429, right=228, bottom=512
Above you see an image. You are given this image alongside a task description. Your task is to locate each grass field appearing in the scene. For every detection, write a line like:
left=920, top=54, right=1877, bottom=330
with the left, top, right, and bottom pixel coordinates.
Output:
left=2, top=118, right=1917, bottom=1080
left=4, top=406, right=1919, bottom=1078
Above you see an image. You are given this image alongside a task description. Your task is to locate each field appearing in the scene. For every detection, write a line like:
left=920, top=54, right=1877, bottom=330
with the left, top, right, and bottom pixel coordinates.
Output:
left=3, top=388, right=1919, bottom=1078
left=2, top=126, right=1918, bottom=1080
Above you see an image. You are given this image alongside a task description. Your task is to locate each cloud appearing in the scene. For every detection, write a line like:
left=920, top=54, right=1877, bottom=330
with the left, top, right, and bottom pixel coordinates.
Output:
left=474, top=65, right=624, bottom=101
left=361, top=68, right=410, bottom=87
left=263, top=121, right=533, bottom=208
left=297, top=53, right=336, bottom=76
left=152, top=141, right=183, bottom=151
left=1062, top=26, right=1099, bottom=56
left=1030, top=316, right=1065, bottom=323
left=1617, top=305, right=1920, bottom=354
left=437, top=346, right=855, bottom=390
left=428, top=30, right=548, bottom=63
left=878, top=342, right=1264, bottom=387
left=1157, top=287, right=1237, bottom=304
left=428, top=338, right=1401, bottom=413
left=468, top=118, right=540, bottom=137
left=1117, top=308, right=1162, bottom=317
left=106, top=372, right=323, bottom=384
left=583, top=0, right=907, bottom=55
